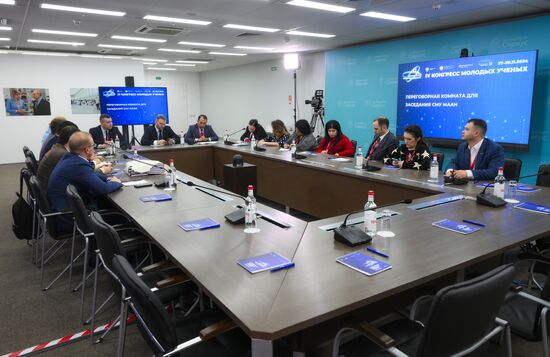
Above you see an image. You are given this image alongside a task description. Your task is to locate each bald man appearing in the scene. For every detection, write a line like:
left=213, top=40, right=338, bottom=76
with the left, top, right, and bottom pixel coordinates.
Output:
left=32, top=89, right=51, bottom=116
left=48, top=132, right=122, bottom=232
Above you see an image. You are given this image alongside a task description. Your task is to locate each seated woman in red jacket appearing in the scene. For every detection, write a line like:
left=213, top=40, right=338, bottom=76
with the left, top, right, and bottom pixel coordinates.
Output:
left=316, top=120, right=355, bottom=157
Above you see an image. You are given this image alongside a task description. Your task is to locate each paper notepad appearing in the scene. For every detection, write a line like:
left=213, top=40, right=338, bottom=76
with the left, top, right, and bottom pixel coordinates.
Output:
left=237, top=252, right=291, bottom=274
left=336, top=251, right=392, bottom=276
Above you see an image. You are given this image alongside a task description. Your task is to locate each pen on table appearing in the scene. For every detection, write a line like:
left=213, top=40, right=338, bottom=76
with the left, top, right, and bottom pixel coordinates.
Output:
left=271, top=262, right=295, bottom=272
left=463, top=219, right=486, bottom=227
left=367, top=247, right=389, bottom=259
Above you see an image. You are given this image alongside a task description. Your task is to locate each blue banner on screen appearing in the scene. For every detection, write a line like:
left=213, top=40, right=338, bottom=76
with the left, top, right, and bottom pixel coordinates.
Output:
left=98, top=87, right=169, bottom=126
left=396, top=50, right=538, bottom=148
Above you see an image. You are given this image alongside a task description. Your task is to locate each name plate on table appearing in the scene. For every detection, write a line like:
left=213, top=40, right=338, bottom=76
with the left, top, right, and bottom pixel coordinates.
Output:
left=336, top=251, right=392, bottom=276
left=432, top=219, right=481, bottom=234
left=237, top=252, right=292, bottom=274
left=514, top=202, right=550, bottom=215
left=139, top=194, right=172, bottom=202
left=178, top=218, right=220, bottom=231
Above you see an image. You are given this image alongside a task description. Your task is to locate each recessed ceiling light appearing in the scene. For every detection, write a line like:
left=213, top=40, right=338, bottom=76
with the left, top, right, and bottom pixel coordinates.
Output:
left=0, top=0, right=16, bottom=5
left=32, top=28, right=98, bottom=37
left=40, top=3, right=126, bottom=16
left=360, top=11, right=415, bottom=22
left=177, top=41, right=225, bottom=48
left=111, top=35, right=166, bottom=43
left=80, top=54, right=122, bottom=59
left=132, top=57, right=168, bottom=62
left=28, top=39, right=84, bottom=46
left=209, top=51, right=247, bottom=56
left=0, top=26, right=13, bottom=31
left=143, top=15, right=211, bottom=26
left=165, top=63, right=196, bottom=67
left=98, top=44, right=147, bottom=50
left=0, top=50, right=8, bottom=53
left=0, top=37, right=10, bottom=41
left=142, top=62, right=157, bottom=65
left=147, top=67, right=176, bottom=71
left=223, top=24, right=279, bottom=33
left=176, top=60, right=209, bottom=64
left=286, top=0, right=354, bottom=14
left=158, top=48, right=201, bottom=54
left=234, top=45, right=274, bottom=51
left=21, top=51, right=73, bottom=56
left=286, top=30, right=335, bottom=38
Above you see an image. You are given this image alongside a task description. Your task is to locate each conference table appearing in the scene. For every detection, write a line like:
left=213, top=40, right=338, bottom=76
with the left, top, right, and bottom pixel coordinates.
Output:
left=107, top=142, right=550, bottom=356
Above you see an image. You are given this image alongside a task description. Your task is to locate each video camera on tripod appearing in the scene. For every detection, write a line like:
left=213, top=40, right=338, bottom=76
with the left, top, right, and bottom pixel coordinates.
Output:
left=305, top=90, right=324, bottom=135
left=305, top=90, right=324, bottom=111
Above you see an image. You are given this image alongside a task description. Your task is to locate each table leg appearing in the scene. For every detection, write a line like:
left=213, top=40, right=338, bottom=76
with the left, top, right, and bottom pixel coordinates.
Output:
left=252, top=338, right=273, bottom=357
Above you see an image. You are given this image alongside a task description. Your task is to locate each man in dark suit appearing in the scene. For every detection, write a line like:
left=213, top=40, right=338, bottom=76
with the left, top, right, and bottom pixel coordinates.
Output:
left=445, top=118, right=504, bottom=181
left=31, top=89, right=51, bottom=116
left=141, top=114, right=181, bottom=146
left=89, top=114, right=126, bottom=149
left=48, top=132, right=122, bottom=232
left=365, top=116, right=399, bottom=161
left=184, top=114, right=219, bottom=144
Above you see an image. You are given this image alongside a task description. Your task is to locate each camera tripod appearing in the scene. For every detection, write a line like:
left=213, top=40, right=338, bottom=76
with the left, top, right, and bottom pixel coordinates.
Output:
left=310, top=106, right=325, bottom=136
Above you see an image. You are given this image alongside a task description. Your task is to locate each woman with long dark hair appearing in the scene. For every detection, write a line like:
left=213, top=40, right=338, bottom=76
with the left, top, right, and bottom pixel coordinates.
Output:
left=316, top=120, right=355, bottom=157
left=384, top=125, right=431, bottom=170
left=240, top=119, right=267, bottom=141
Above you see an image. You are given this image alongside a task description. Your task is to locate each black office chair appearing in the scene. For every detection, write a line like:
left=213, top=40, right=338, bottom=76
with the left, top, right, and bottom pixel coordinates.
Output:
left=432, top=152, right=444, bottom=171
left=110, top=254, right=251, bottom=357
left=504, top=158, right=522, bottom=180
left=25, top=149, right=39, bottom=173
left=537, top=165, right=550, bottom=187
left=20, top=168, right=40, bottom=264
left=351, top=140, right=358, bottom=156
left=499, top=253, right=550, bottom=357
left=333, top=264, right=516, bottom=357
left=23, top=145, right=30, bottom=157
left=25, top=156, right=37, bottom=176
left=27, top=176, right=74, bottom=291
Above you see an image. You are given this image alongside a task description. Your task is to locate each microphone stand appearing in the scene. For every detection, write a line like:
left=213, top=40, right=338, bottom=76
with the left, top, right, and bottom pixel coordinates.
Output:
left=224, top=128, right=246, bottom=145
left=477, top=171, right=548, bottom=208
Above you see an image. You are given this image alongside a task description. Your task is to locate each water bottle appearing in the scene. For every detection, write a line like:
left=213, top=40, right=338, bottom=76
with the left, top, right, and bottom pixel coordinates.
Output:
left=244, top=185, right=259, bottom=233
left=429, top=154, right=439, bottom=182
left=169, top=159, right=176, bottom=186
left=133, top=148, right=138, bottom=159
left=224, top=129, right=229, bottom=141
left=251, top=135, right=256, bottom=148
left=364, top=190, right=377, bottom=236
left=180, top=130, right=185, bottom=143
left=493, top=167, right=506, bottom=199
left=290, top=140, right=297, bottom=155
left=355, top=146, right=364, bottom=168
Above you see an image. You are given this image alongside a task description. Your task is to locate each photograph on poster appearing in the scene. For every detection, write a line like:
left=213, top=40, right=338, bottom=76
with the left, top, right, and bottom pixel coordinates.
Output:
left=3, top=88, right=51, bottom=116
left=70, top=88, right=100, bottom=115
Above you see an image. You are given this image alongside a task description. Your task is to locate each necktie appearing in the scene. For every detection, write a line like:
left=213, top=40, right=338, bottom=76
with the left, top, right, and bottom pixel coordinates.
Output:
left=200, top=128, right=204, bottom=137
left=105, top=130, right=110, bottom=141
left=158, top=130, right=163, bottom=140
left=368, top=137, right=381, bottom=157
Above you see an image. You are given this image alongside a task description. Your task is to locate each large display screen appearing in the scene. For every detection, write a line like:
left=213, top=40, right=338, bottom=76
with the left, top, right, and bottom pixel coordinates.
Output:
left=98, top=87, right=169, bottom=125
left=396, top=50, right=538, bottom=149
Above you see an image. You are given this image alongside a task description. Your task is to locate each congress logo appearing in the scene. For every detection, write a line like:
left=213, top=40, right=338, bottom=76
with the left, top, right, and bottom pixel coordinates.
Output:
left=402, top=66, right=422, bottom=83
left=102, top=89, right=116, bottom=97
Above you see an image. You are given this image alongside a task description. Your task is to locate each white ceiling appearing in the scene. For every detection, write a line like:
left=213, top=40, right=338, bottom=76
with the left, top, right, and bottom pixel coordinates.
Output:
left=1, top=0, right=549, bottom=72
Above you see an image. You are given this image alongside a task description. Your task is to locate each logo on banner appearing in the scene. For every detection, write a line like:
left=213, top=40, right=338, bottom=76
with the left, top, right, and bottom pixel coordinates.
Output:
left=102, top=89, right=116, bottom=97
left=402, top=65, right=422, bottom=83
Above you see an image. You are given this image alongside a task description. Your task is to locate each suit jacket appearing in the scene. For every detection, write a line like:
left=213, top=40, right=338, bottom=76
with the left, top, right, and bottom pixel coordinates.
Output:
left=286, top=132, right=317, bottom=152
left=366, top=131, right=399, bottom=161
left=37, top=143, right=67, bottom=192
left=184, top=124, right=219, bottom=145
left=39, top=135, right=57, bottom=160
left=89, top=125, right=126, bottom=147
left=240, top=125, right=267, bottom=141
left=445, top=139, right=504, bottom=181
left=33, top=98, right=51, bottom=116
left=48, top=152, right=122, bottom=231
left=316, top=134, right=355, bottom=157
left=141, top=125, right=181, bottom=146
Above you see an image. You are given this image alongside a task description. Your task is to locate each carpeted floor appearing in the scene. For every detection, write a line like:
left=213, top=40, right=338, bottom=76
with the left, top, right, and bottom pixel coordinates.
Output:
left=0, top=162, right=543, bottom=356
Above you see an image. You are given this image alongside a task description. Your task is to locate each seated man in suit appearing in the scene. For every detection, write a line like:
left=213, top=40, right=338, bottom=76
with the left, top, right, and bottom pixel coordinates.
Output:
left=184, top=114, right=219, bottom=144
left=89, top=114, right=126, bottom=149
left=39, top=116, right=66, bottom=160
left=365, top=116, right=399, bottom=161
left=48, top=132, right=122, bottom=232
left=445, top=118, right=504, bottom=181
left=141, top=114, right=180, bottom=146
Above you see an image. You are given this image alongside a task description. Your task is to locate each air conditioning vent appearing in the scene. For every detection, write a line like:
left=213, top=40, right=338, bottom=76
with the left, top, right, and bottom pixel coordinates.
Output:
left=97, top=48, right=135, bottom=55
left=236, top=32, right=261, bottom=37
left=136, top=24, right=191, bottom=36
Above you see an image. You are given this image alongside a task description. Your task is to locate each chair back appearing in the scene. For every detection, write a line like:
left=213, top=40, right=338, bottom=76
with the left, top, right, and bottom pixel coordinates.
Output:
left=504, top=158, right=522, bottom=180
left=66, top=185, right=92, bottom=235
left=23, top=146, right=30, bottom=157
left=351, top=140, right=358, bottom=156
left=25, top=157, right=37, bottom=176
left=21, top=168, right=34, bottom=201
left=537, top=164, right=550, bottom=187
left=432, top=152, right=444, bottom=171
left=26, top=150, right=39, bottom=171
left=416, top=264, right=516, bottom=357
left=89, top=211, right=127, bottom=269
left=28, top=175, right=60, bottom=237
left=111, top=254, right=178, bottom=354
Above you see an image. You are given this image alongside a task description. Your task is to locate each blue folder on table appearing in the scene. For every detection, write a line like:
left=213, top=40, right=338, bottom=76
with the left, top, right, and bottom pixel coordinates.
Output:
left=178, top=218, right=221, bottom=231
left=139, top=193, right=172, bottom=202
left=514, top=202, right=550, bottom=215
left=432, top=219, right=481, bottom=234
left=336, top=251, right=392, bottom=276
left=237, top=252, right=291, bottom=274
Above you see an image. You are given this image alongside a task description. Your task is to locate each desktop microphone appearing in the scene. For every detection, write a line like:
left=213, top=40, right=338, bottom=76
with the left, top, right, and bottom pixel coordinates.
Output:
left=334, top=199, right=413, bottom=247
left=443, top=170, right=469, bottom=185
left=362, top=159, right=382, bottom=172
left=476, top=171, right=548, bottom=208
left=121, top=154, right=173, bottom=188
left=224, top=127, right=246, bottom=145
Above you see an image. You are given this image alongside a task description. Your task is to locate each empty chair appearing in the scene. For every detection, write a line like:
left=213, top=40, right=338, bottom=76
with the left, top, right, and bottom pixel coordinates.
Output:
left=25, top=149, right=39, bottom=173
left=504, top=158, right=522, bottom=180
left=432, top=152, right=445, bottom=171
left=351, top=140, right=358, bottom=156
left=537, top=165, right=550, bottom=187
left=23, top=145, right=30, bottom=157
left=333, top=264, right=516, bottom=357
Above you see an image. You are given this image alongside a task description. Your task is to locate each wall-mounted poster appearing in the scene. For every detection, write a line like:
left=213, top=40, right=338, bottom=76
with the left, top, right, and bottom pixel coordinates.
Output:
left=70, top=88, right=100, bottom=114
left=3, top=88, right=51, bottom=116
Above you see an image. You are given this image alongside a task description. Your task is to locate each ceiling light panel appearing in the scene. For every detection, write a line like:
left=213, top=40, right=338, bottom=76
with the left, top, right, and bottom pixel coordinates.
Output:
left=360, top=11, right=415, bottom=22
left=286, top=30, right=335, bottom=38
left=223, top=24, right=279, bottom=33
left=32, top=29, right=98, bottom=37
left=28, top=39, right=84, bottom=46
left=286, top=0, right=354, bottom=14
left=176, top=60, right=209, bottom=64
left=80, top=54, right=122, bottom=59
left=165, top=63, right=196, bottom=67
left=209, top=51, right=247, bottom=56
left=0, top=0, right=16, bottom=5
left=0, top=26, right=12, bottom=31
left=21, top=51, right=73, bottom=56
left=147, top=67, right=176, bottom=71
left=0, top=37, right=10, bottom=41
left=98, top=44, right=147, bottom=50
left=158, top=48, right=201, bottom=53
left=178, top=41, right=225, bottom=48
left=234, top=46, right=274, bottom=51
left=111, top=35, right=166, bottom=43
left=143, top=15, right=211, bottom=26
left=40, top=3, right=126, bottom=16
left=132, top=57, right=168, bottom=62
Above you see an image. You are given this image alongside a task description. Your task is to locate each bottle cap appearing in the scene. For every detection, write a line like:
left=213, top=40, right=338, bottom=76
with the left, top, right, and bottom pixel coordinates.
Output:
left=248, top=185, right=254, bottom=190
left=169, top=159, right=174, bottom=164
left=368, top=190, right=374, bottom=195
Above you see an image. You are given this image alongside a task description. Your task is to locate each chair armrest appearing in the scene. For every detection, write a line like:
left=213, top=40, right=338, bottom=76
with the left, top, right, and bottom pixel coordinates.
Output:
left=517, top=252, right=550, bottom=266
left=41, top=209, right=73, bottom=217
left=517, top=291, right=550, bottom=308
left=164, top=337, right=202, bottom=357
left=156, top=273, right=190, bottom=289
left=141, top=260, right=176, bottom=274
left=409, top=295, right=433, bottom=321
left=199, top=319, right=236, bottom=340
left=121, top=236, right=147, bottom=245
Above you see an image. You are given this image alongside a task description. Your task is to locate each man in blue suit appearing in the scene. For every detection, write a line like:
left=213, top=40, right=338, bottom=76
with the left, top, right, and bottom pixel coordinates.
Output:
left=445, top=118, right=504, bottom=181
left=184, top=114, right=219, bottom=144
left=48, top=131, right=123, bottom=232
left=141, top=114, right=181, bottom=146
